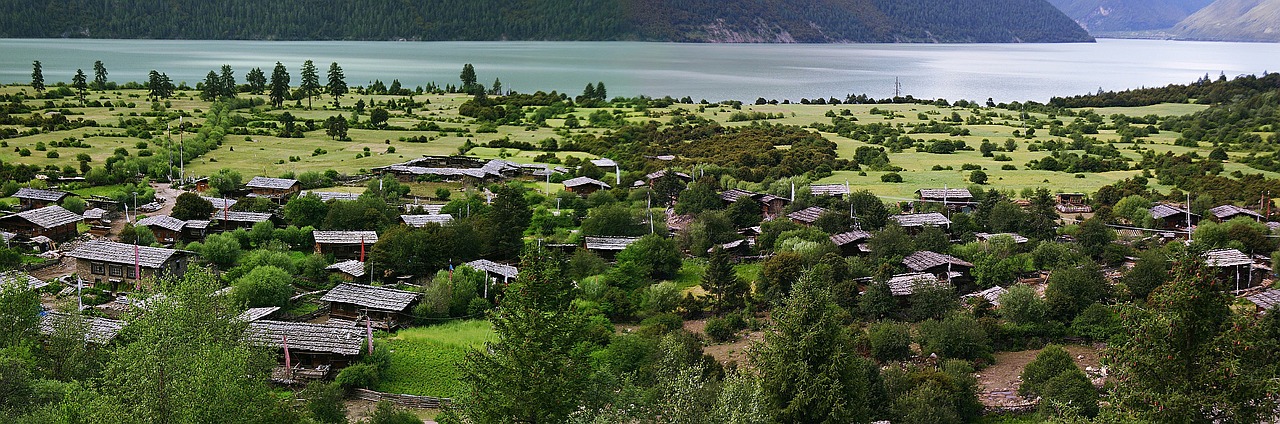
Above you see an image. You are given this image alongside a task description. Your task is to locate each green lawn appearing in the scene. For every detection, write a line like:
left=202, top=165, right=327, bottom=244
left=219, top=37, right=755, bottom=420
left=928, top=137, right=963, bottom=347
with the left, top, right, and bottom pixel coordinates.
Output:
left=375, top=320, right=494, bottom=398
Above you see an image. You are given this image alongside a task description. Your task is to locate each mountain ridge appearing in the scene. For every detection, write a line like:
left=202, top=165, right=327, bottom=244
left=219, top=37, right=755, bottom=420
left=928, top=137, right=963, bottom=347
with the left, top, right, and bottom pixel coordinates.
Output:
left=1173, top=0, right=1280, bottom=42
left=0, top=0, right=1094, bottom=43
left=1045, top=0, right=1214, bottom=32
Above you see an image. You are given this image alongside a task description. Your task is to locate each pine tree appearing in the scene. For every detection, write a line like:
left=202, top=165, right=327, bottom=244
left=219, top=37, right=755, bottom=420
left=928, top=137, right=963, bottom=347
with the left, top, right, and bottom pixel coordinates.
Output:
left=268, top=62, right=289, bottom=108
left=218, top=64, right=236, bottom=98
left=582, top=82, right=596, bottom=100
left=449, top=247, right=593, bottom=423
left=147, top=70, right=163, bottom=101
left=71, top=68, right=87, bottom=104
left=92, top=60, right=108, bottom=90
left=201, top=70, right=220, bottom=101
left=704, top=245, right=747, bottom=314
left=459, top=63, right=478, bottom=94
left=30, top=60, right=44, bottom=93
left=595, top=81, right=606, bottom=100
left=326, top=62, right=347, bottom=108
left=487, top=184, right=532, bottom=260
left=245, top=67, right=266, bottom=95
left=300, top=60, right=320, bottom=109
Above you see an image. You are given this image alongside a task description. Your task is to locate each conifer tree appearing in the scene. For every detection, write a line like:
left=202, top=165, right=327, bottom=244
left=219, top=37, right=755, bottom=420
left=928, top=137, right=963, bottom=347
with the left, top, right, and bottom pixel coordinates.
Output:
left=71, top=68, right=87, bottom=104
left=300, top=60, right=320, bottom=109
left=30, top=60, right=44, bottom=93
left=92, top=60, right=108, bottom=90
left=326, top=62, right=347, bottom=108
left=268, top=62, right=289, bottom=108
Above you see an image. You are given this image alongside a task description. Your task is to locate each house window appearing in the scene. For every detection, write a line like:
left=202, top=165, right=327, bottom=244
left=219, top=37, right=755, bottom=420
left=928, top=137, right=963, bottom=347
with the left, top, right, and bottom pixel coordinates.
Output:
left=126, top=266, right=137, bottom=279
left=108, top=264, right=123, bottom=277
left=91, top=262, right=105, bottom=275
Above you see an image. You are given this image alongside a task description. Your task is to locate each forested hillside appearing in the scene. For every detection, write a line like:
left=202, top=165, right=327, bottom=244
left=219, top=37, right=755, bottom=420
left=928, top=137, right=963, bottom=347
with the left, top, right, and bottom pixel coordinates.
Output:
left=1046, top=0, right=1212, bottom=32
left=0, top=0, right=1093, bottom=43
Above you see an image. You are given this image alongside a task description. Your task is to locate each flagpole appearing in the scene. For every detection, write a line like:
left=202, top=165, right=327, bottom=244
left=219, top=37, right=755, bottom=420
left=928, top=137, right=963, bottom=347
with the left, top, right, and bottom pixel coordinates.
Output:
left=283, top=335, right=292, bottom=380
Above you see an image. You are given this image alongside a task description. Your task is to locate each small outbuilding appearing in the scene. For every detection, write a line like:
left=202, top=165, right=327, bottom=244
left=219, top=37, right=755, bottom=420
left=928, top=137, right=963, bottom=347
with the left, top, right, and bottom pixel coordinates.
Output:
left=903, top=250, right=974, bottom=282
left=787, top=206, right=828, bottom=226
left=313, top=230, right=379, bottom=260
left=320, top=283, right=420, bottom=329
left=12, top=187, right=69, bottom=210
left=66, top=240, right=192, bottom=292
left=830, top=230, right=872, bottom=256
left=0, top=205, right=81, bottom=242
left=890, top=212, right=952, bottom=233
left=563, top=176, right=612, bottom=196
left=1209, top=204, right=1264, bottom=223
left=245, top=320, right=364, bottom=381
left=245, top=176, right=300, bottom=201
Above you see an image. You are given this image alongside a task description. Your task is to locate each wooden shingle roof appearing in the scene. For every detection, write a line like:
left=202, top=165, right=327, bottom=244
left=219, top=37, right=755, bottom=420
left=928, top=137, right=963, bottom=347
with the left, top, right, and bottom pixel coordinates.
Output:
left=830, top=230, right=872, bottom=247
left=810, top=184, right=850, bottom=196
left=720, top=189, right=758, bottom=203
left=903, top=251, right=974, bottom=272
left=66, top=240, right=186, bottom=268
left=39, top=312, right=126, bottom=344
left=886, top=272, right=946, bottom=296
left=464, top=259, right=519, bottom=280
left=400, top=214, right=454, bottom=227
left=245, top=176, right=298, bottom=190
left=313, top=230, right=378, bottom=245
left=0, top=271, right=48, bottom=291
left=301, top=191, right=362, bottom=202
left=238, top=306, right=282, bottom=322
left=1150, top=204, right=1197, bottom=220
left=82, top=208, right=107, bottom=220
left=916, top=188, right=973, bottom=199
left=5, top=205, right=82, bottom=229
left=1210, top=204, right=1263, bottom=220
left=590, top=158, right=617, bottom=167
left=137, top=215, right=187, bottom=232
left=890, top=212, right=952, bottom=227
left=320, top=283, right=420, bottom=312
left=326, top=260, right=366, bottom=278
left=1246, top=289, right=1280, bottom=311
left=974, top=232, right=1029, bottom=243
left=585, top=236, right=640, bottom=251
left=961, top=286, right=1008, bottom=307
left=563, top=176, right=611, bottom=189
left=645, top=170, right=691, bottom=181
left=245, top=320, right=364, bottom=356
left=13, top=187, right=69, bottom=202
left=787, top=206, right=828, bottom=224
left=1203, top=248, right=1252, bottom=267
left=210, top=210, right=272, bottom=223
left=202, top=196, right=237, bottom=210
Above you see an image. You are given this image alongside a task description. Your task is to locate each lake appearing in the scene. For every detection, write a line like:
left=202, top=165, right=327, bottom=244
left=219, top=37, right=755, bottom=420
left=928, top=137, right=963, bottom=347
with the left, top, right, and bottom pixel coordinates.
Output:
left=1, top=38, right=1277, bottom=102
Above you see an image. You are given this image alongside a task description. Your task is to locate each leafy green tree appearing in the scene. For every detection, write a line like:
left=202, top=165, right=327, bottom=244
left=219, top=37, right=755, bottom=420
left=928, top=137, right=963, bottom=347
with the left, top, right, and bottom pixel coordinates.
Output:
left=300, top=60, right=320, bottom=109
left=1122, top=248, right=1169, bottom=301
left=448, top=248, right=593, bottom=423
left=615, top=233, right=681, bottom=280
left=859, top=279, right=896, bottom=320
left=269, top=62, right=289, bottom=108
left=1039, top=367, right=1098, bottom=418
left=199, top=232, right=243, bottom=269
left=61, top=196, right=86, bottom=214
left=917, top=312, right=992, bottom=362
left=369, top=108, right=389, bottom=128
left=209, top=168, right=243, bottom=194
left=92, top=60, right=108, bottom=90
left=869, top=224, right=914, bottom=264
left=368, top=401, right=423, bottom=424
left=595, top=81, right=606, bottom=100
left=0, top=275, right=41, bottom=349
left=1019, top=344, right=1076, bottom=397
left=675, top=181, right=721, bottom=215
left=94, top=266, right=293, bottom=423
left=712, top=371, right=768, bottom=423
left=1045, top=263, right=1109, bottom=321
left=704, top=246, right=748, bottom=314
left=171, top=192, right=215, bottom=221
left=283, top=192, right=329, bottom=228
left=245, top=67, right=266, bottom=95
left=231, top=265, right=294, bottom=308
left=30, top=60, right=43, bottom=93
left=1108, top=256, right=1280, bottom=422
left=867, top=321, right=913, bottom=362
left=752, top=269, right=883, bottom=423
left=998, top=284, right=1047, bottom=325
left=757, top=252, right=804, bottom=303
left=324, top=115, right=349, bottom=140
left=849, top=190, right=889, bottom=230
left=726, top=197, right=762, bottom=228
left=580, top=204, right=645, bottom=236
left=302, top=381, right=347, bottom=424
left=969, top=170, right=987, bottom=184
left=908, top=281, right=957, bottom=322
left=72, top=68, right=87, bottom=104
left=487, top=184, right=531, bottom=260
left=327, top=62, right=348, bottom=107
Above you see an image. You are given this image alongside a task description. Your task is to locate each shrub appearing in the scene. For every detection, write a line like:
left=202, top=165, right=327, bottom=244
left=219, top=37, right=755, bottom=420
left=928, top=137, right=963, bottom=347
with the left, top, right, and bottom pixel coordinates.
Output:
left=335, top=362, right=380, bottom=389
left=868, top=321, right=913, bottom=362
left=917, top=313, right=992, bottom=362
left=231, top=265, right=294, bottom=308
left=881, top=172, right=903, bottom=183
left=1019, top=344, right=1075, bottom=397
left=705, top=316, right=739, bottom=343
left=1039, top=367, right=1099, bottom=418
left=998, top=285, right=1046, bottom=326
left=1069, top=303, right=1119, bottom=342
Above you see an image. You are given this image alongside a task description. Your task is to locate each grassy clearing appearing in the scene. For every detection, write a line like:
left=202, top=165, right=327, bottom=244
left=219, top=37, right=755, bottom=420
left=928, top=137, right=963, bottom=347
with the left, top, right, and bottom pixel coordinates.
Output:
left=375, top=320, right=494, bottom=398
left=671, top=258, right=707, bottom=291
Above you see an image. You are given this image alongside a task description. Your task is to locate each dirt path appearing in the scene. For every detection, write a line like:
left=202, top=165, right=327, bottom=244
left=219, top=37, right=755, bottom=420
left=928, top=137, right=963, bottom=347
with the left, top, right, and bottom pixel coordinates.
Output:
left=976, top=344, right=1103, bottom=409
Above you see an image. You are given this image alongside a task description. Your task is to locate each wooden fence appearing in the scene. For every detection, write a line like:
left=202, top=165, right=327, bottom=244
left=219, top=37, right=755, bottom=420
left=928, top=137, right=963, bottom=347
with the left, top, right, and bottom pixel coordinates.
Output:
left=352, top=388, right=451, bottom=409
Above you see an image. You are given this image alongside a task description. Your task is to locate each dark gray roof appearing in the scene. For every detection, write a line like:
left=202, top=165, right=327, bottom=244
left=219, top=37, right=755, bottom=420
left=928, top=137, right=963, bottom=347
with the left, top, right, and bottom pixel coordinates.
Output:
left=210, top=210, right=272, bottom=223
left=66, top=240, right=185, bottom=268
left=201, top=196, right=237, bottom=209
left=83, top=208, right=107, bottom=220
left=1247, top=289, right=1280, bottom=311
left=917, top=188, right=973, bottom=199
left=645, top=170, right=691, bottom=181
left=590, top=158, right=617, bottom=167
left=326, top=260, right=366, bottom=278
left=0, top=271, right=47, bottom=291
left=1210, top=204, right=1263, bottom=220
left=313, top=230, right=378, bottom=245
left=246, top=176, right=299, bottom=190
left=890, top=212, right=952, bottom=227
left=464, top=259, right=518, bottom=280
left=810, top=184, right=850, bottom=196
left=245, top=320, right=364, bottom=356
left=238, top=306, right=281, bottom=322
left=1150, top=204, right=1197, bottom=220
left=320, top=283, right=420, bottom=312
left=886, top=272, right=946, bottom=296
left=400, top=214, right=454, bottom=227
left=13, top=187, right=69, bottom=202
left=563, top=176, right=611, bottom=189
left=720, top=189, right=758, bottom=203
left=1204, top=248, right=1252, bottom=267
left=301, top=191, right=362, bottom=202
left=903, top=251, right=974, bottom=272
left=961, top=286, right=1008, bottom=307
left=185, top=220, right=210, bottom=229
left=974, top=232, right=1029, bottom=243
left=39, top=312, right=126, bottom=344
left=137, top=215, right=187, bottom=232
left=787, top=206, right=827, bottom=224
left=585, top=236, right=640, bottom=251
left=5, top=205, right=82, bottom=229
left=830, top=230, right=872, bottom=246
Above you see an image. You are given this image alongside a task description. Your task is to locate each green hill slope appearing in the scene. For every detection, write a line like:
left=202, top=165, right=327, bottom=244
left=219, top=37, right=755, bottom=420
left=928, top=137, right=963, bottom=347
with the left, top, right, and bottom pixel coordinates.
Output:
left=0, top=0, right=1093, bottom=43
